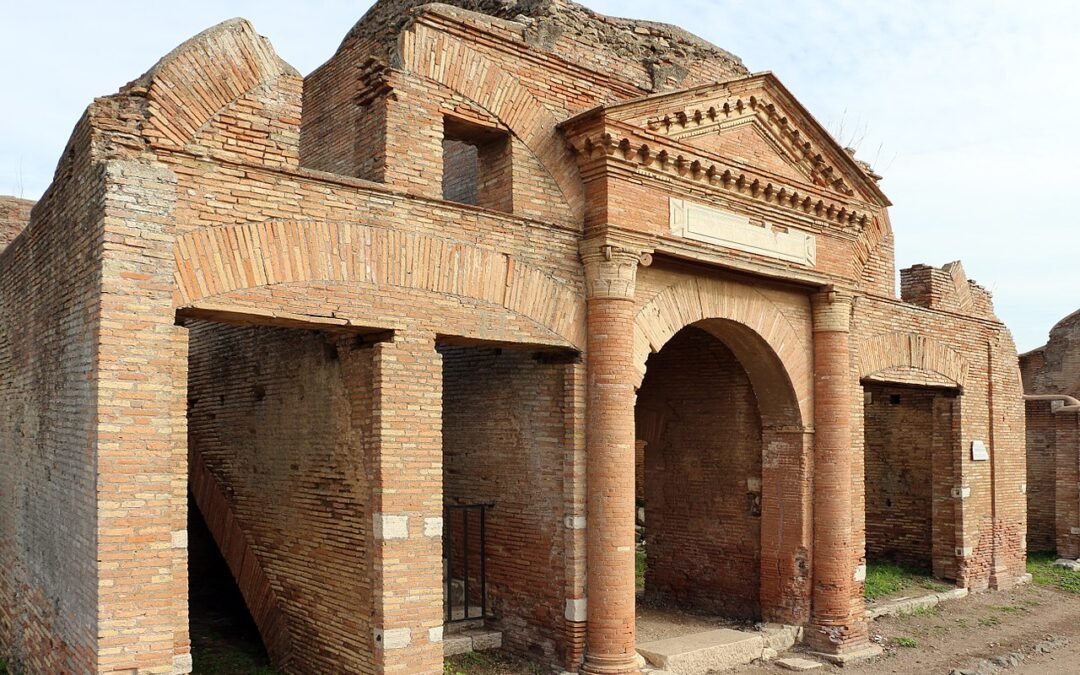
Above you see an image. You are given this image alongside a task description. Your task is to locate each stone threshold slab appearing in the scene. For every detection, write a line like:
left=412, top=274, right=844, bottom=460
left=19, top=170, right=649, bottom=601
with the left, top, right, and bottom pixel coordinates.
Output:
left=866, top=587, right=968, bottom=619
left=637, top=624, right=801, bottom=674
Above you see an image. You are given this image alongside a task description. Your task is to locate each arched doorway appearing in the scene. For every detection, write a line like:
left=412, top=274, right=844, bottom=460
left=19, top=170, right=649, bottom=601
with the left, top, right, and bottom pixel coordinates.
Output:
left=634, top=317, right=807, bottom=630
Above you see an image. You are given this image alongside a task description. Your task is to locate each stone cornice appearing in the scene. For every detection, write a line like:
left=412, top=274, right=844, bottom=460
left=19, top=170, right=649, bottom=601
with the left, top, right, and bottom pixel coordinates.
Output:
left=567, top=129, right=875, bottom=233
left=643, top=92, right=864, bottom=199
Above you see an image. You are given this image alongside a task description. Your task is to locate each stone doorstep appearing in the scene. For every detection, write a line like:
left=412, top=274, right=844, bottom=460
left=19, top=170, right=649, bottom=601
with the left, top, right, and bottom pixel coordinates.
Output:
left=636, top=624, right=801, bottom=675
left=866, top=587, right=968, bottom=619
left=443, top=627, right=503, bottom=657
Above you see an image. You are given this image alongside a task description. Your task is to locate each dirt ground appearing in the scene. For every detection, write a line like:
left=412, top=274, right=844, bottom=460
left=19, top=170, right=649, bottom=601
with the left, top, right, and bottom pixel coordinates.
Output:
left=736, top=580, right=1080, bottom=675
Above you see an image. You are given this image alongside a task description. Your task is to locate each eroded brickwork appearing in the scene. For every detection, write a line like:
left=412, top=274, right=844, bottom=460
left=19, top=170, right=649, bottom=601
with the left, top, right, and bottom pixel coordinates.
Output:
left=1021, top=310, right=1080, bottom=556
left=0, top=197, right=34, bottom=251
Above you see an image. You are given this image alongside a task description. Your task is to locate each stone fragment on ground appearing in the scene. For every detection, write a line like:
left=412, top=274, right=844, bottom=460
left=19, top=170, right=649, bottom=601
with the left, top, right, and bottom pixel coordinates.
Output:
left=1051, top=558, right=1080, bottom=571
left=775, top=656, right=824, bottom=671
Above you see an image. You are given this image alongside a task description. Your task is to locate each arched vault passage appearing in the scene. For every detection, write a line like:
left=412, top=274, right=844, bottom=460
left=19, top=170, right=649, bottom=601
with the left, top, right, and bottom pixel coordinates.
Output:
left=633, top=277, right=811, bottom=428
left=172, top=221, right=586, bottom=349
left=858, top=332, right=969, bottom=390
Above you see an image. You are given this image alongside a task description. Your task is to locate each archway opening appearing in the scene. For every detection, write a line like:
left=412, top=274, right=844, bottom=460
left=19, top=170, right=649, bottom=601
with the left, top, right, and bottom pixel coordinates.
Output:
left=634, top=320, right=804, bottom=640
left=862, top=381, right=960, bottom=596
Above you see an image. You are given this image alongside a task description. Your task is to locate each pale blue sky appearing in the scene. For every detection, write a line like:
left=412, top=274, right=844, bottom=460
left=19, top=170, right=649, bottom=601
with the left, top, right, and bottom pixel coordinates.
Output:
left=2, top=1, right=1077, bottom=351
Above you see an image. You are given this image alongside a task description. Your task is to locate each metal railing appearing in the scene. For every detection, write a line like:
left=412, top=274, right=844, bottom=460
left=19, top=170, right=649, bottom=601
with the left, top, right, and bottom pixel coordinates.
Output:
left=444, top=503, right=491, bottom=623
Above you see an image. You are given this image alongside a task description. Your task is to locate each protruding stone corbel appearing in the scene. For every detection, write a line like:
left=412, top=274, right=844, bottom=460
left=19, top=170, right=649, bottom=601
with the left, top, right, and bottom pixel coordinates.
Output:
left=580, top=239, right=653, bottom=301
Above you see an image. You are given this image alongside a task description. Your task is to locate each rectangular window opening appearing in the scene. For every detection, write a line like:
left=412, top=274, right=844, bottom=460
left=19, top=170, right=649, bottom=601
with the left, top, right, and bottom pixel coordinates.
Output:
left=442, top=116, right=513, bottom=213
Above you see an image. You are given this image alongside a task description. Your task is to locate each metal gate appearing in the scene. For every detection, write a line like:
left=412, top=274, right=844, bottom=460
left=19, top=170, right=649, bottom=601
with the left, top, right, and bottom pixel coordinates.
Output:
left=444, top=503, right=490, bottom=623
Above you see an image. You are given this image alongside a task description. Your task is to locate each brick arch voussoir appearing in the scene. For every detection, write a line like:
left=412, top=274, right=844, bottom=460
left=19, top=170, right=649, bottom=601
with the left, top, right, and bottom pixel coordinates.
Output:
left=172, top=221, right=584, bottom=348
left=857, top=331, right=969, bottom=389
left=400, top=26, right=585, bottom=216
left=633, top=277, right=810, bottom=424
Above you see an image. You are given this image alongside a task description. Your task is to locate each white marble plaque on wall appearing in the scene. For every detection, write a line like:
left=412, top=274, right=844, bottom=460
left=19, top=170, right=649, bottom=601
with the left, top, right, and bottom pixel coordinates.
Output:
left=669, top=198, right=817, bottom=266
left=971, top=440, right=989, bottom=461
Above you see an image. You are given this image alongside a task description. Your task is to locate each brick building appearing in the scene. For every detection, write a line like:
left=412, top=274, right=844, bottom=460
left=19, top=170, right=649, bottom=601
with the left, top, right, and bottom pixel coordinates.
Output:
left=1020, top=310, right=1080, bottom=557
left=0, top=1, right=1028, bottom=673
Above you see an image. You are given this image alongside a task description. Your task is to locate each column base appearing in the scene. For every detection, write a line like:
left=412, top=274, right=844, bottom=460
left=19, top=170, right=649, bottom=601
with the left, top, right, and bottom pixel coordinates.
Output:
left=807, top=644, right=883, bottom=666
left=804, top=620, right=871, bottom=658
left=580, top=651, right=642, bottom=675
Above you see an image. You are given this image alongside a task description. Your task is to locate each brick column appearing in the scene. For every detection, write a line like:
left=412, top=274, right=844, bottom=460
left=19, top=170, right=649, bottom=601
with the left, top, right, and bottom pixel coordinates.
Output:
left=581, top=243, right=642, bottom=675
left=371, top=330, right=444, bottom=674
left=809, top=290, right=870, bottom=656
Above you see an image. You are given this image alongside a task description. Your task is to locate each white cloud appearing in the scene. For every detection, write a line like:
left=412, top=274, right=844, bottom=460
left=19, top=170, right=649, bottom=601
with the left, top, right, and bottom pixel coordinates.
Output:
left=2, top=0, right=1075, bottom=350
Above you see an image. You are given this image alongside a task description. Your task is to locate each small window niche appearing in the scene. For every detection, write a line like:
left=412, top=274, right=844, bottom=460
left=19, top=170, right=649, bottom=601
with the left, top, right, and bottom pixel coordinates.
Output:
left=442, top=116, right=513, bottom=213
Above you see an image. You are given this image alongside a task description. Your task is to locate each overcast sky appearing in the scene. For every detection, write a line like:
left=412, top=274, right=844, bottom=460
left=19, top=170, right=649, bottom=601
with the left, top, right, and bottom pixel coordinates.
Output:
left=2, top=1, right=1076, bottom=351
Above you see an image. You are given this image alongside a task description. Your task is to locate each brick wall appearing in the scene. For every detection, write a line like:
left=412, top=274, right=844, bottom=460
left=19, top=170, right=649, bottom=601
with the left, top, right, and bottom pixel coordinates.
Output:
left=863, top=383, right=958, bottom=574
left=0, top=196, right=34, bottom=251
left=441, top=346, right=572, bottom=663
left=636, top=327, right=762, bottom=619
left=0, top=118, right=103, bottom=674
left=1026, top=401, right=1057, bottom=552
left=853, top=293, right=1027, bottom=592
left=187, top=321, right=375, bottom=673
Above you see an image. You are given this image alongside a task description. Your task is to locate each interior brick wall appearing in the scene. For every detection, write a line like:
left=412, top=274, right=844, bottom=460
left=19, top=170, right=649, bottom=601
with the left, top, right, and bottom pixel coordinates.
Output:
left=187, top=321, right=376, bottom=674
left=635, top=327, right=763, bottom=620
left=1026, top=401, right=1057, bottom=552
left=441, top=346, right=570, bottom=663
left=863, top=384, right=958, bottom=573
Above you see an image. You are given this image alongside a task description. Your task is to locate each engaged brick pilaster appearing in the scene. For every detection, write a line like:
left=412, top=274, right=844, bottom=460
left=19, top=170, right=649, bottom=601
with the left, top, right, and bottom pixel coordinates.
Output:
left=371, top=331, right=444, bottom=675
left=97, top=160, right=191, bottom=675
left=809, top=290, right=868, bottom=654
left=581, top=244, right=642, bottom=675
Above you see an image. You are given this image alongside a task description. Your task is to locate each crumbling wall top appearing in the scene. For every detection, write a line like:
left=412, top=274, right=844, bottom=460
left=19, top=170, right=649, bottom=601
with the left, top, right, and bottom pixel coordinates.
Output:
left=1021, top=309, right=1080, bottom=397
left=0, top=196, right=35, bottom=253
left=337, top=0, right=749, bottom=92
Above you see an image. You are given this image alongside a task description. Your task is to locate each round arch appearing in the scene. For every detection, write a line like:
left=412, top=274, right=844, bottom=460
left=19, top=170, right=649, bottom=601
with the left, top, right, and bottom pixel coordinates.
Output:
left=633, top=277, right=812, bottom=427
left=172, top=221, right=585, bottom=348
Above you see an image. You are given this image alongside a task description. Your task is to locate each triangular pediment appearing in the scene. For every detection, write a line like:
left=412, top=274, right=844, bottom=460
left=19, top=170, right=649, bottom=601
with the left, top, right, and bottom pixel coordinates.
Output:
left=594, top=73, right=890, bottom=207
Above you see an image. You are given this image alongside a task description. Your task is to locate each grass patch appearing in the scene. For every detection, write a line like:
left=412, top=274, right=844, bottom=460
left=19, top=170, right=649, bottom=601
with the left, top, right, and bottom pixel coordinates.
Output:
left=904, top=604, right=938, bottom=617
left=893, top=636, right=918, bottom=648
left=978, top=615, right=1001, bottom=627
left=445, top=651, right=544, bottom=675
left=993, top=605, right=1026, bottom=614
left=1027, top=552, right=1080, bottom=594
left=636, top=546, right=647, bottom=591
left=864, top=561, right=950, bottom=600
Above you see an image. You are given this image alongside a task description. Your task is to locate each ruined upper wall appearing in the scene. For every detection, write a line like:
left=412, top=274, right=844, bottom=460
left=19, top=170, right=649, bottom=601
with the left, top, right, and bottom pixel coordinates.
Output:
left=1021, top=310, right=1080, bottom=397
left=339, top=0, right=748, bottom=93
left=900, top=261, right=997, bottom=320
left=0, top=197, right=34, bottom=252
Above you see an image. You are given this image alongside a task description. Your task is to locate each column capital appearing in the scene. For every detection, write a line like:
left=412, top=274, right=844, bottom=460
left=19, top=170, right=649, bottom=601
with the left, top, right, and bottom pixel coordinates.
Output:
left=811, top=287, right=856, bottom=333
left=580, top=237, right=653, bottom=301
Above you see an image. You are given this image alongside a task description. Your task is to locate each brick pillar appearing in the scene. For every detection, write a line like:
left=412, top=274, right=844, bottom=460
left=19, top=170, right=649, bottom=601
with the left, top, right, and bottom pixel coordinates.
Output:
left=581, top=243, right=642, bottom=675
left=371, top=331, right=444, bottom=674
left=1056, top=411, right=1080, bottom=558
left=809, top=290, right=870, bottom=655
